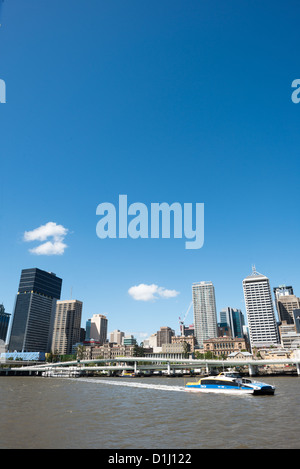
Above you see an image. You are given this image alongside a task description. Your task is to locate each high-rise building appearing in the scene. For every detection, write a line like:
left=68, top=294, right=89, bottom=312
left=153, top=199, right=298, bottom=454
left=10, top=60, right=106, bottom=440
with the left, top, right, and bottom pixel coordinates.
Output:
left=156, top=326, right=175, bottom=347
left=273, top=285, right=300, bottom=325
left=192, top=281, right=218, bottom=348
left=109, top=329, right=124, bottom=344
left=51, top=300, right=83, bottom=355
left=89, top=314, right=108, bottom=344
left=0, top=304, right=10, bottom=342
left=242, top=266, right=279, bottom=349
left=220, top=307, right=245, bottom=338
left=8, top=268, right=62, bottom=353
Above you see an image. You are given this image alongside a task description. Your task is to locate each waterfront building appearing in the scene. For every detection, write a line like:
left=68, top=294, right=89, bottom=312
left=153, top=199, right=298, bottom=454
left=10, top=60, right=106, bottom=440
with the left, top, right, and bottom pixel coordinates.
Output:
left=171, top=334, right=195, bottom=353
left=227, top=350, right=253, bottom=360
left=203, top=336, right=248, bottom=357
left=192, top=281, right=218, bottom=348
left=0, top=304, right=10, bottom=342
left=143, top=351, right=179, bottom=360
left=219, top=307, right=245, bottom=338
left=123, top=335, right=137, bottom=346
left=89, top=314, right=108, bottom=345
left=257, top=346, right=291, bottom=360
left=82, top=342, right=137, bottom=360
left=51, top=300, right=83, bottom=355
left=242, top=266, right=279, bottom=350
left=109, top=329, right=124, bottom=345
left=159, top=342, right=192, bottom=359
left=273, top=286, right=300, bottom=325
left=156, top=326, right=175, bottom=347
left=8, top=268, right=62, bottom=353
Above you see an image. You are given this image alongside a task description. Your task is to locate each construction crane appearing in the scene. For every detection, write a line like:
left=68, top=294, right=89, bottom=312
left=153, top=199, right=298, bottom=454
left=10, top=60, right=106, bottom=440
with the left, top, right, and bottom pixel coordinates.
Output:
left=178, top=301, right=193, bottom=335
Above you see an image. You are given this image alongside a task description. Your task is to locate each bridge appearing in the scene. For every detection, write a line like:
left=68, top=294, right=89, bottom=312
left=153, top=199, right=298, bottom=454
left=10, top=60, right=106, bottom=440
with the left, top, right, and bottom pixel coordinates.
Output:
left=3, top=355, right=300, bottom=377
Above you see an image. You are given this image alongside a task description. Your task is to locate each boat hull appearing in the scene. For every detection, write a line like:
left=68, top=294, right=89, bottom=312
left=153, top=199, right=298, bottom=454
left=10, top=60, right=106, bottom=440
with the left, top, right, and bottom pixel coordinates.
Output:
left=252, top=387, right=275, bottom=395
left=185, top=386, right=274, bottom=395
left=185, top=386, right=254, bottom=394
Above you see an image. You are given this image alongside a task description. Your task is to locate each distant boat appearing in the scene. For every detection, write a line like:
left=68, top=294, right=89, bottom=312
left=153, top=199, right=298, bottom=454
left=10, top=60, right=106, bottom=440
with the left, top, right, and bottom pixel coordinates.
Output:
left=42, top=369, right=81, bottom=378
left=185, top=372, right=275, bottom=395
left=121, top=371, right=136, bottom=377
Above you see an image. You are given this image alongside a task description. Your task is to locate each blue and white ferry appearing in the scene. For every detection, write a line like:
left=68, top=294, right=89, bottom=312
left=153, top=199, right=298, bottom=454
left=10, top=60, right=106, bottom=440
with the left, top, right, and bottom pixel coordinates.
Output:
left=185, top=372, right=275, bottom=395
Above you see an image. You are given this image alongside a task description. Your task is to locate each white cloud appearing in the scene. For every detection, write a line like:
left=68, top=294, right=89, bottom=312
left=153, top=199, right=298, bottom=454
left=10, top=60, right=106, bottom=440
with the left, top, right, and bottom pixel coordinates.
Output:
left=157, top=287, right=179, bottom=299
left=24, top=222, right=68, bottom=255
left=29, top=240, right=67, bottom=256
left=128, top=283, right=179, bottom=302
left=24, top=222, right=68, bottom=242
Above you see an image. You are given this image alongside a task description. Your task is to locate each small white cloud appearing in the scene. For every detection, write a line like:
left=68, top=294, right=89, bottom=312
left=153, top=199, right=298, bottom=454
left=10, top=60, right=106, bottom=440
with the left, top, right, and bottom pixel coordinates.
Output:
left=24, top=222, right=68, bottom=242
left=157, top=287, right=179, bottom=299
left=128, top=283, right=179, bottom=302
left=24, top=222, right=68, bottom=255
left=29, top=240, right=67, bottom=256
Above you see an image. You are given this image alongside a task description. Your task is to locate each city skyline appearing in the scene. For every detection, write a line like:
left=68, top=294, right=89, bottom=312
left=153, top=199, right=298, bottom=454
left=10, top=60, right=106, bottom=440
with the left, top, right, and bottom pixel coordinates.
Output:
left=4, top=263, right=299, bottom=348
left=1, top=1, right=300, bottom=341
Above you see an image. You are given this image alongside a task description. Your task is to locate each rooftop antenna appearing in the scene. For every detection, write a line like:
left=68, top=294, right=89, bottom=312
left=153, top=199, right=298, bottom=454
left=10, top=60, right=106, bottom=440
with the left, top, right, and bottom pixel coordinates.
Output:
left=251, top=265, right=262, bottom=276
left=70, top=287, right=73, bottom=300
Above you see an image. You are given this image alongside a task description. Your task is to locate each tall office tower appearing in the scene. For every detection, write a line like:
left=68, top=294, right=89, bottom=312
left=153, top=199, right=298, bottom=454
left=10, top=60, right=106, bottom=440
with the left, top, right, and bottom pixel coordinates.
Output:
left=89, top=314, right=108, bottom=344
left=273, top=285, right=300, bottom=325
left=243, top=266, right=279, bottom=349
left=8, top=268, right=62, bottom=353
left=51, top=300, right=83, bottom=355
left=85, top=319, right=91, bottom=341
left=220, top=307, right=245, bottom=338
left=192, top=281, right=218, bottom=348
left=110, top=329, right=125, bottom=344
left=156, top=326, right=175, bottom=347
left=0, top=304, right=10, bottom=342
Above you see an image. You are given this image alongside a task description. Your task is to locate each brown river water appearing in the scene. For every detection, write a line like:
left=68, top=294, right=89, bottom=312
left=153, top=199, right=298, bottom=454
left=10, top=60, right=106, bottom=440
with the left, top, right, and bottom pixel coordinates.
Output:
left=0, top=375, right=299, bottom=449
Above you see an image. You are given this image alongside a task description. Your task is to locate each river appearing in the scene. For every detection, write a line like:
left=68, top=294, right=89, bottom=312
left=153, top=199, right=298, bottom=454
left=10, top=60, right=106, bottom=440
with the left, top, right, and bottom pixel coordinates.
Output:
left=0, top=375, right=299, bottom=449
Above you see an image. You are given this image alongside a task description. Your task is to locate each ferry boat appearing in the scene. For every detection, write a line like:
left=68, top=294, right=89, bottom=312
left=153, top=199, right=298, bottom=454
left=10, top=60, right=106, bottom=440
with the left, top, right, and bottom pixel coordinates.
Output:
left=42, top=369, right=81, bottom=378
left=185, top=372, right=275, bottom=395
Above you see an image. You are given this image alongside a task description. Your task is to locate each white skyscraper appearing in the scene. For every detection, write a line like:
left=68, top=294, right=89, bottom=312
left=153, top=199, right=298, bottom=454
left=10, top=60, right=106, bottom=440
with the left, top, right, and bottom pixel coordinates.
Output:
left=243, top=266, right=279, bottom=350
left=192, top=281, right=218, bottom=348
left=89, top=314, right=108, bottom=345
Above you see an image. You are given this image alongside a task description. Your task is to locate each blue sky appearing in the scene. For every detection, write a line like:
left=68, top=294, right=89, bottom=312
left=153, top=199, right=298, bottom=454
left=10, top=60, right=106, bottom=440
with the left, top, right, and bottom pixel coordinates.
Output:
left=1, top=1, right=300, bottom=341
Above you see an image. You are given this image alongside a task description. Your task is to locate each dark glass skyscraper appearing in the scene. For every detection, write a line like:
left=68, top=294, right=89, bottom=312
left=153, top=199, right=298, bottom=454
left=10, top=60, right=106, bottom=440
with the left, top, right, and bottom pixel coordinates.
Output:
left=220, top=307, right=245, bottom=338
left=8, top=268, right=62, bottom=353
